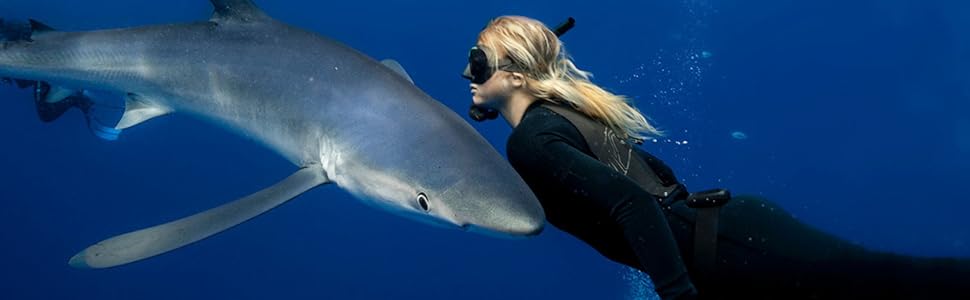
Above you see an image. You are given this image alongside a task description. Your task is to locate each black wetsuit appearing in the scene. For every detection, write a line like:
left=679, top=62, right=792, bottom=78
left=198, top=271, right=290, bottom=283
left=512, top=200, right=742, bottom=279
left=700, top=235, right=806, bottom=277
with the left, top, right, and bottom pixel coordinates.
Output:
left=506, top=100, right=970, bottom=300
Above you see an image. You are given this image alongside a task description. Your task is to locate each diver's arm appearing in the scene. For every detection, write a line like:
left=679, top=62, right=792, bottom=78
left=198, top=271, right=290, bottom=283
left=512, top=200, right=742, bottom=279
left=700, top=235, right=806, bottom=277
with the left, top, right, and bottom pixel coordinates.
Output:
left=505, top=113, right=694, bottom=296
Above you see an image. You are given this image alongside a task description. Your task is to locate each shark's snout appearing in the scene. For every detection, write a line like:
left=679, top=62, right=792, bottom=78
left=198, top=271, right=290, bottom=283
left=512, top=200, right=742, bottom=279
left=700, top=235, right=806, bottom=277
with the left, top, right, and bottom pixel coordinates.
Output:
left=445, top=187, right=546, bottom=238
left=516, top=215, right=546, bottom=236
left=468, top=212, right=544, bottom=237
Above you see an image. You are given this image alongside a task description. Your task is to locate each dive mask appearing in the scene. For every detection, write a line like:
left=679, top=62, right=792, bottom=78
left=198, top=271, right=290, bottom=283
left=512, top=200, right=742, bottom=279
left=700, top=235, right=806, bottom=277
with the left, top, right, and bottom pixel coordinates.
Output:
left=462, top=46, right=515, bottom=85
left=463, top=46, right=512, bottom=121
left=464, top=17, right=576, bottom=122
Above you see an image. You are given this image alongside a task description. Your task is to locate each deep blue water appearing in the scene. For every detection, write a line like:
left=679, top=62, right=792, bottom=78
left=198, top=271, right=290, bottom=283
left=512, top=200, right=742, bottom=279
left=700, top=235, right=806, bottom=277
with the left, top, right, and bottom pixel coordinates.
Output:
left=1, top=0, right=968, bottom=299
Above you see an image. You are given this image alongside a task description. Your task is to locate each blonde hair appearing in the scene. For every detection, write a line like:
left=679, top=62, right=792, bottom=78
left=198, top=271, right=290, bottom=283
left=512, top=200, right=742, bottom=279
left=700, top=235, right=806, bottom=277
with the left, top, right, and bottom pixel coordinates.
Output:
left=477, top=16, right=664, bottom=142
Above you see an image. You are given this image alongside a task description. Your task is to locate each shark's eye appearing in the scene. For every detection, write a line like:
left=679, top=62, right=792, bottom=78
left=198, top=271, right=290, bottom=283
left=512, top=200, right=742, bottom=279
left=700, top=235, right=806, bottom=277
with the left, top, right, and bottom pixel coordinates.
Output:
left=416, top=193, right=430, bottom=212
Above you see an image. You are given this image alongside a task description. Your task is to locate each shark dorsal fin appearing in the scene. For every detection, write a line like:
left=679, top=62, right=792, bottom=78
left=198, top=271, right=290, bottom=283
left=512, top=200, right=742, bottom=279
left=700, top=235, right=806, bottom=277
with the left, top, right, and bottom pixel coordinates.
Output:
left=28, top=19, right=55, bottom=33
left=209, top=0, right=268, bottom=23
left=381, top=59, right=414, bottom=84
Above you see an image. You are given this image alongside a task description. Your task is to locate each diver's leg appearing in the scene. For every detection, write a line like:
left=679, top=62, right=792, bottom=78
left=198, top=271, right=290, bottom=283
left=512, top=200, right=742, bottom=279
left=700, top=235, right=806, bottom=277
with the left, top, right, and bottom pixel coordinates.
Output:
left=611, top=198, right=697, bottom=299
left=569, top=191, right=700, bottom=299
left=521, top=132, right=701, bottom=299
left=667, top=195, right=970, bottom=299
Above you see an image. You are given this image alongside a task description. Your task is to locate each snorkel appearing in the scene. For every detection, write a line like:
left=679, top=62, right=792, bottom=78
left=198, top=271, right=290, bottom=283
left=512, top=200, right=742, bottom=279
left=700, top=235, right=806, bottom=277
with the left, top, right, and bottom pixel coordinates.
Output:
left=464, top=17, right=576, bottom=122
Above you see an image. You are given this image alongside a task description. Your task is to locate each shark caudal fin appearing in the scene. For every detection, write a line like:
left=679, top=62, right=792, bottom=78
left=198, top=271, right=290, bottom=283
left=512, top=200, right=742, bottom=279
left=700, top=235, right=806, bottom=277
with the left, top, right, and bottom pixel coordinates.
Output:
left=2, top=18, right=122, bottom=140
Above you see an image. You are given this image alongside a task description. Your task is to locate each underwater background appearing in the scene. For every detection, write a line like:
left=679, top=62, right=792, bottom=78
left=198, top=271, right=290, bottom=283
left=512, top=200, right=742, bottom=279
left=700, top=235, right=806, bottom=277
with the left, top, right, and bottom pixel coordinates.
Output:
left=1, top=0, right=968, bottom=299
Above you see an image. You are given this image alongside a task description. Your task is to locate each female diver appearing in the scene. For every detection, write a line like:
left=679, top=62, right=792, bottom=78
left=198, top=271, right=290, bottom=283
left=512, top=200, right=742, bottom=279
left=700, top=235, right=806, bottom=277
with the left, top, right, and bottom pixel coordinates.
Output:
left=461, top=15, right=970, bottom=300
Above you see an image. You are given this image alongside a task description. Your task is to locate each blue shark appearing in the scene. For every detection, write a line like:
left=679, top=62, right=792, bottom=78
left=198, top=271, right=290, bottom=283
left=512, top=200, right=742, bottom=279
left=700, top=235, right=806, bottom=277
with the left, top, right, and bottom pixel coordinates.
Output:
left=0, top=0, right=544, bottom=269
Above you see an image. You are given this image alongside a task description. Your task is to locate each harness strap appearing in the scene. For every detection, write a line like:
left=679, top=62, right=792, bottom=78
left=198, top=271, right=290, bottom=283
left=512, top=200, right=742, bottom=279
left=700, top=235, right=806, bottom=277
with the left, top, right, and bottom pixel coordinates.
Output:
left=694, top=205, right=720, bottom=282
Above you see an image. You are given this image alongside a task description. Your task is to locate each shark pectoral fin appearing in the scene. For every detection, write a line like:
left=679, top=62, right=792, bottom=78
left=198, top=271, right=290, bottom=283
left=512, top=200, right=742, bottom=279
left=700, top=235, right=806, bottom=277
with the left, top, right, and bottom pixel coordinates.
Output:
left=69, top=165, right=330, bottom=269
left=381, top=59, right=414, bottom=84
left=115, top=94, right=172, bottom=130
